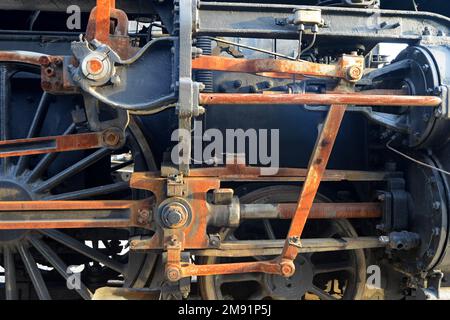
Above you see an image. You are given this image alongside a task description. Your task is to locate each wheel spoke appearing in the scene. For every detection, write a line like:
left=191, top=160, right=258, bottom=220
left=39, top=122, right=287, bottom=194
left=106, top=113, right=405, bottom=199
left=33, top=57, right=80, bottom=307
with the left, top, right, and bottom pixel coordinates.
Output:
left=26, top=123, right=76, bottom=183
left=43, top=181, right=129, bottom=200
left=309, top=285, right=338, bottom=300
left=16, top=243, right=51, bottom=300
left=313, top=260, right=354, bottom=275
left=4, top=247, right=18, bottom=300
left=27, top=234, right=93, bottom=300
left=33, top=148, right=111, bottom=193
left=39, top=229, right=125, bottom=274
left=15, top=92, right=50, bottom=175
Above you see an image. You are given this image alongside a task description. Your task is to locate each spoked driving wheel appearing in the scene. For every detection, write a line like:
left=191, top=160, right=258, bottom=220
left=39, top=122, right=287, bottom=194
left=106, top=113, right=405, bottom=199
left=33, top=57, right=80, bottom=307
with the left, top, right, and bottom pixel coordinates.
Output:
left=0, top=63, right=157, bottom=299
left=199, top=185, right=366, bottom=300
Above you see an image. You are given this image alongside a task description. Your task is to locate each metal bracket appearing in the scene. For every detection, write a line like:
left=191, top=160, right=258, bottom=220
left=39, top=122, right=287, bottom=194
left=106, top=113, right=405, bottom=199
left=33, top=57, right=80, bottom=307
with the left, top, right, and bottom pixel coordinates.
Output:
left=166, top=174, right=186, bottom=197
left=70, top=37, right=178, bottom=113
left=288, top=236, right=303, bottom=248
left=176, top=0, right=205, bottom=175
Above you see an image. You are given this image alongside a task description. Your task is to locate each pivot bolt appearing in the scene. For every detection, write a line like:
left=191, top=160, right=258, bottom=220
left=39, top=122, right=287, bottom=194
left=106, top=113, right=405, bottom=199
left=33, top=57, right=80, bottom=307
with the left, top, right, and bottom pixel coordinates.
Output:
left=160, top=202, right=190, bottom=229
left=347, top=65, right=362, bottom=81
left=137, top=209, right=150, bottom=225
left=102, top=129, right=122, bottom=148
left=81, top=52, right=112, bottom=82
left=39, top=56, right=51, bottom=67
left=166, top=206, right=184, bottom=225
left=280, top=260, right=296, bottom=277
left=166, top=266, right=182, bottom=282
left=86, top=58, right=103, bottom=75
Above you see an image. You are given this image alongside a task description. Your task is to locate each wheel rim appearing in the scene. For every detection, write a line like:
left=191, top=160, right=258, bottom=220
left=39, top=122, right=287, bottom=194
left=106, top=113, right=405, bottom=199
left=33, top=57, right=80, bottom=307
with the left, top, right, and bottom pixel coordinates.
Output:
left=199, top=185, right=367, bottom=300
left=0, top=63, right=157, bottom=299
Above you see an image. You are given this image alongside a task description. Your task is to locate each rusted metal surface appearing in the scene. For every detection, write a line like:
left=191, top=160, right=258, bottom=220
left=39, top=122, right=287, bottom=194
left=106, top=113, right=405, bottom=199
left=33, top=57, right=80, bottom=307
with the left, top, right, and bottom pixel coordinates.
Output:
left=139, top=234, right=387, bottom=279
left=240, top=202, right=382, bottom=219
left=199, top=93, right=442, bottom=107
left=192, top=54, right=365, bottom=81
left=0, top=51, right=78, bottom=93
left=192, top=237, right=386, bottom=257
left=0, top=131, right=116, bottom=158
left=0, top=198, right=152, bottom=230
left=182, top=162, right=388, bottom=181
left=89, top=0, right=113, bottom=44
left=0, top=51, right=55, bottom=66
left=282, top=104, right=347, bottom=264
left=179, top=260, right=282, bottom=278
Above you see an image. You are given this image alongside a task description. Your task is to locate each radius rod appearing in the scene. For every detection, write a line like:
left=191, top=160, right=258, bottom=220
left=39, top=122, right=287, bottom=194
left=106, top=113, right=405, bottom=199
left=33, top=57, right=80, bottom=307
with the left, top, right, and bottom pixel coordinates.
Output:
left=0, top=129, right=124, bottom=159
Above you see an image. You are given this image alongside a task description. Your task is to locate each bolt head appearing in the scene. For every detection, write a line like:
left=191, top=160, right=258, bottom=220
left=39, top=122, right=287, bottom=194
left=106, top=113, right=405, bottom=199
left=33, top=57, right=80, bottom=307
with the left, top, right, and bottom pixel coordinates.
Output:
left=39, top=56, right=51, bottom=67
left=280, top=260, right=296, bottom=277
left=161, top=202, right=189, bottom=229
left=166, top=208, right=183, bottom=225
left=347, top=65, right=362, bottom=81
left=433, top=201, right=441, bottom=210
left=102, top=129, right=122, bottom=147
left=81, top=52, right=112, bottom=82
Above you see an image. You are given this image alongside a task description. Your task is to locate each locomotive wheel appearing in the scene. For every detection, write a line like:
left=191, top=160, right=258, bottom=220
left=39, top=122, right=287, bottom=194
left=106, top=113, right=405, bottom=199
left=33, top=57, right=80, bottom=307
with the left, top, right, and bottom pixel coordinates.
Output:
left=0, top=63, right=157, bottom=299
left=199, top=185, right=366, bottom=300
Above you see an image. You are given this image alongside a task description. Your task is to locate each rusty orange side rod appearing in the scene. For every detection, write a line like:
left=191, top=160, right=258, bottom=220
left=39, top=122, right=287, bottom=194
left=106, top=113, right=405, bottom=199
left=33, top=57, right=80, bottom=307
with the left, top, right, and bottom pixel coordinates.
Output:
left=94, top=0, right=114, bottom=43
left=199, top=93, right=442, bottom=107
left=280, top=104, right=348, bottom=268
left=194, top=55, right=344, bottom=78
left=0, top=130, right=121, bottom=158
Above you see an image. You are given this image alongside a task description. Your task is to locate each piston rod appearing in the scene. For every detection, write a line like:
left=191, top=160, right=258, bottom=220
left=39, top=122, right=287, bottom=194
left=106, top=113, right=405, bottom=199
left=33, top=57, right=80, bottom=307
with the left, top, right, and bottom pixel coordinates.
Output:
left=0, top=199, right=152, bottom=230
left=240, top=202, right=381, bottom=219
